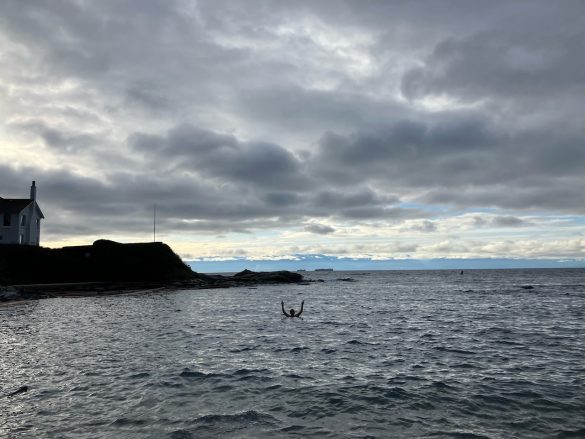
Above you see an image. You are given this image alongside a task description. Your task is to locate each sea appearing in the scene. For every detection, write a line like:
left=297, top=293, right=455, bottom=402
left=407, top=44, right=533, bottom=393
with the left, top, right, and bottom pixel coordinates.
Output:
left=1, top=269, right=584, bottom=438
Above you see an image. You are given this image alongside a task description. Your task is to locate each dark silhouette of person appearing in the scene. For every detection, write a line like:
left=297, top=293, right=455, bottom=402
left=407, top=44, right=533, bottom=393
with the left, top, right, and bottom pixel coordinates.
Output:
left=282, top=300, right=304, bottom=318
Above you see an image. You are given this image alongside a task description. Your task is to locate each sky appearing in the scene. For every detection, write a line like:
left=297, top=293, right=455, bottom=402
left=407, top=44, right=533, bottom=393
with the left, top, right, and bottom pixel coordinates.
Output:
left=1, top=0, right=584, bottom=270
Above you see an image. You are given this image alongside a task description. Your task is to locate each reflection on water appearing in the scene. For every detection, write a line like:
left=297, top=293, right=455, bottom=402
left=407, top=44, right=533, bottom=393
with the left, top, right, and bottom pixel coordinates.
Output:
left=1, top=269, right=585, bottom=438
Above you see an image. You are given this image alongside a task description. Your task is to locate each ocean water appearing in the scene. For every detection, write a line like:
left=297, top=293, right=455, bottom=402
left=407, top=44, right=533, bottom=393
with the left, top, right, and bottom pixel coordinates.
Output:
left=1, top=269, right=585, bottom=438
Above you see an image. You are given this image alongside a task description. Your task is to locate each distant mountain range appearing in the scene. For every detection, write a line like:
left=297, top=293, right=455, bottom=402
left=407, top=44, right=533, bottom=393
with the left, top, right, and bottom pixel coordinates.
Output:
left=187, top=255, right=585, bottom=273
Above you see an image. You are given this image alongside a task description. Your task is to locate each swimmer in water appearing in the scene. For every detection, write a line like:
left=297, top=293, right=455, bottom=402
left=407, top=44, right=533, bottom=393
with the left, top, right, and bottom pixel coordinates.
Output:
left=282, top=300, right=304, bottom=318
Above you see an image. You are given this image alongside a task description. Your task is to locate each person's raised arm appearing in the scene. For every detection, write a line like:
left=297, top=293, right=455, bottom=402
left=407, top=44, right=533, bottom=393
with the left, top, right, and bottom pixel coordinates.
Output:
left=296, top=300, right=304, bottom=317
left=281, top=301, right=289, bottom=317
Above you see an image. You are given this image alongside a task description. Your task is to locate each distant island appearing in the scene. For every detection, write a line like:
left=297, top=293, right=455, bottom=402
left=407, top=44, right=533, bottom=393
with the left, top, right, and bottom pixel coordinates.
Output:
left=0, top=240, right=304, bottom=303
left=315, top=268, right=334, bottom=271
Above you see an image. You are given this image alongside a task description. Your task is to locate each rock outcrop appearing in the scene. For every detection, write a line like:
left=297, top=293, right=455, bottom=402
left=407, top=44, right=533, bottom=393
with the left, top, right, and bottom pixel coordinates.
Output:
left=0, top=240, right=194, bottom=285
left=0, top=241, right=304, bottom=303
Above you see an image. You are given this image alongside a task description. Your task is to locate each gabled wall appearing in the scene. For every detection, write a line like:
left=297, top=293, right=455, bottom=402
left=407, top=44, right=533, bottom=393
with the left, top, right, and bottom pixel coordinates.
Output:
left=0, top=203, right=42, bottom=246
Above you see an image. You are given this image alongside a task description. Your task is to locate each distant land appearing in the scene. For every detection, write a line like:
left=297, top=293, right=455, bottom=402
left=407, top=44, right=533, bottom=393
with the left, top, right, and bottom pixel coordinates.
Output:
left=187, top=255, right=585, bottom=273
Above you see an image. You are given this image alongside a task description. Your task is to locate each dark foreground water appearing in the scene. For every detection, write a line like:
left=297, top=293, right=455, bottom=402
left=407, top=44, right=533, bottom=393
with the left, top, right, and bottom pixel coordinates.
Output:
left=1, top=269, right=585, bottom=438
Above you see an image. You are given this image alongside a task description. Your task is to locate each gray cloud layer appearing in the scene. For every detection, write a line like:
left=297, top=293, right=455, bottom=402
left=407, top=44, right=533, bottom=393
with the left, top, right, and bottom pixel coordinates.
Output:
left=1, top=0, right=584, bottom=243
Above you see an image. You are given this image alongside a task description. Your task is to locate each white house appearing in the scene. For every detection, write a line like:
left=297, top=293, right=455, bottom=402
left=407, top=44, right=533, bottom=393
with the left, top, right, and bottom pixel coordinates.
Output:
left=0, top=181, right=44, bottom=246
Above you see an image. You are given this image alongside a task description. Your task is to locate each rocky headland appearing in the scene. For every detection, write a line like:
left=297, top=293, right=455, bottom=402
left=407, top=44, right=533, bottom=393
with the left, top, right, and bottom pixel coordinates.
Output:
left=0, top=240, right=304, bottom=304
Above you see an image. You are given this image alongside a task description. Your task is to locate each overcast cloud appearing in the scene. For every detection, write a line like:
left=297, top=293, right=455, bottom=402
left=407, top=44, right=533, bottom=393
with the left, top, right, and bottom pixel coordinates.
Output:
left=1, top=0, right=584, bottom=261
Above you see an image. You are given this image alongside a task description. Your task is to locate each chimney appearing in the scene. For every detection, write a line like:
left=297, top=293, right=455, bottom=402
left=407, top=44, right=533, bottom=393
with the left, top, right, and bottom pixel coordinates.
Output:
left=30, top=181, right=36, bottom=201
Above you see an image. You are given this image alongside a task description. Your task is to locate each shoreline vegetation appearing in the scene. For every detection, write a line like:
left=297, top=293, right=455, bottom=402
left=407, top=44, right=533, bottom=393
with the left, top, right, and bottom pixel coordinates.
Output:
left=0, top=240, right=304, bottom=305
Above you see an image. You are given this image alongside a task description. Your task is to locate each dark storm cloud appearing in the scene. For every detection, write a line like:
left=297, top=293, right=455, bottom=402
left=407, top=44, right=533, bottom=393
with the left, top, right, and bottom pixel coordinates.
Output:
left=402, top=26, right=585, bottom=103
left=130, top=123, right=308, bottom=189
left=311, top=114, right=504, bottom=188
left=236, top=86, right=411, bottom=139
left=0, top=163, right=288, bottom=237
left=422, top=182, right=585, bottom=213
left=310, top=188, right=398, bottom=209
left=490, top=216, right=528, bottom=228
left=404, top=220, right=437, bottom=233
left=12, top=120, right=101, bottom=152
left=124, top=85, right=173, bottom=114
left=309, top=112, right=585, bottom=214
left=471, top=215, right=529, bottom=228
left=0, top=156, right=417, bottom=239
left=2, top=0, right=585, bottom=242
left=263, top=192, right=302, bottom=207
left=304, top=224, right=336, bottom=235
left=129, top=124, right=238, bottom=156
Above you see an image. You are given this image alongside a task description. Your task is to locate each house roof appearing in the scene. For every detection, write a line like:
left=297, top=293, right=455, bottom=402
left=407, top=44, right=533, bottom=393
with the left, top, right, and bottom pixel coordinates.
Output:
left=0, top=198, right=45, bottom=218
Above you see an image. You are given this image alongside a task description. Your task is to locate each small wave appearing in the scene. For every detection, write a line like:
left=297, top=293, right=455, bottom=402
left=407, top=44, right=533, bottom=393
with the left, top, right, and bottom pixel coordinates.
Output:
left=389, top=375, right=428, bottom=384
left=430, top=381, right=456, bottom=390
left=110, top=417, right=148, bottom=426
left=235, top=374, right=274, bottom=383
left=264, top=384, right=282, bottom=391
left=346, top=339, right=378, bottom=346
left=169, top=430, right=194, bottom=439
left=179, top=369, right=223, bottom=380
left=434, top=346, right=476, bottom=355
left=555, top=427, right=585, bottom=438
left=275, top=346, right=309, bottom=353
left=157, top=381, right=183, bottom=388
left=233, top=368, right=270, bottom=376
left=350, top=384, right=410, bottom=402
left=472, top=393, right=517, bottom=409
left=477, top=326, right=513, bottom=335
left=504, top=389, right=541, bottom=399
left=228, top=346, right=255, bottom=353
left=321, top=320, right=342, bottom=326
left=230, top=368, right=274, bottom=383
left=284, top=373, right=306, bottom=379
left=497, top=339, right=524, bottom=346
left=213, top=384, right=234, bottom=392
left=280, top=424, right=304, bottom=432
left=426, top=430, right=492, bottom=438
left=452, top=363, right=477, bottom=369
left=342, top=375, right=357, bottom=381
left=193, top=410, right=278, bottom=427
left=70, top=385, right=90, bottom=391
left=128, top=372, right=150, bottom=379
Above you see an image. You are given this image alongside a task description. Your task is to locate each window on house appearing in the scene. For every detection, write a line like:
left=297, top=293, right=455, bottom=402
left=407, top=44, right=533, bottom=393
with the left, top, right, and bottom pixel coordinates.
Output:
left=19, top=234, right=23, bottom=244
left=3, top=213, right=10, bottom=227
left=21, top=215, right=26, bottom=226
left=37, top=219, right=40, bottom=228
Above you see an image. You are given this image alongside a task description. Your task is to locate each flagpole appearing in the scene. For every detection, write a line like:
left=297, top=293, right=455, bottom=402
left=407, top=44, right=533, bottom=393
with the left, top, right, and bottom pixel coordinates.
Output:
left=153, top=203, right=157, bottom=242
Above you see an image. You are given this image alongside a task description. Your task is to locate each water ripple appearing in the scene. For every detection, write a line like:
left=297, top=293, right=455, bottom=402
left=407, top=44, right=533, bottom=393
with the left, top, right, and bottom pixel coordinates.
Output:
left=1, top=268, right=584, bottom=438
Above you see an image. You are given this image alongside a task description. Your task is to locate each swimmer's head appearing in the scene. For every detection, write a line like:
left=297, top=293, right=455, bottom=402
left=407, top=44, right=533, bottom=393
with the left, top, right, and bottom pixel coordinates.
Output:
left=290, top=309, right=295, bottom=317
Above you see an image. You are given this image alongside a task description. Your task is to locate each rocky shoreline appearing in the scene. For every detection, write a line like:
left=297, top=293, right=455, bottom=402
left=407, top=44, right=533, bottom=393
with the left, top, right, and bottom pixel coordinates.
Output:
left=0, top=241, right=305, bottom=305
left=0, top=269, right=305, bottom=305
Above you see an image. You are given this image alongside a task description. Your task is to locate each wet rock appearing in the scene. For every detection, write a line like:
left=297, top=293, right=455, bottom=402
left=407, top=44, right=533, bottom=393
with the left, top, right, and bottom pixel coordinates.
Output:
left=234, top=269, right=254, bottom=277
left=7, top=385, right=28, bottom=397
left=0, top=286, right=21, bottom=302
left=232, top=270, right=303, bottom=284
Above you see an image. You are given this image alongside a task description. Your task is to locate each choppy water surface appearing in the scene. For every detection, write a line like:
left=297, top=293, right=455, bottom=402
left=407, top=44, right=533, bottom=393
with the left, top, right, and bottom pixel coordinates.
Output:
left=1, top=269, right=585, bottom=438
